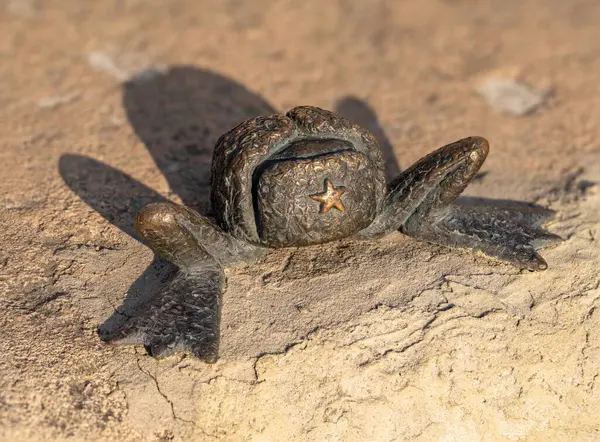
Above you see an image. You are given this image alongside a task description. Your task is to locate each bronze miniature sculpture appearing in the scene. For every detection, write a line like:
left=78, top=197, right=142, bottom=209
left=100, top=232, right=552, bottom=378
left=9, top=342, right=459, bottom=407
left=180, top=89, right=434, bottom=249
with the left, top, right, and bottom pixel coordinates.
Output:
left=100, top=105, right=560, bottom=361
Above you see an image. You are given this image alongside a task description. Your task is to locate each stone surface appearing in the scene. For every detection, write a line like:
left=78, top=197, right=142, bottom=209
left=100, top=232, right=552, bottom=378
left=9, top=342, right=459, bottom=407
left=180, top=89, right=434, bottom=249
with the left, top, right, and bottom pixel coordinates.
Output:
left=1, top=1, right=600, bottom=441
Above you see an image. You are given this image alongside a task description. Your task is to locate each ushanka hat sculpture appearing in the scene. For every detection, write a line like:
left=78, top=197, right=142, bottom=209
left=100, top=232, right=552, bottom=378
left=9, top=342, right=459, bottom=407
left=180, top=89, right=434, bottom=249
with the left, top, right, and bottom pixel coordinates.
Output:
left=99, top=105, right=561, bottom=362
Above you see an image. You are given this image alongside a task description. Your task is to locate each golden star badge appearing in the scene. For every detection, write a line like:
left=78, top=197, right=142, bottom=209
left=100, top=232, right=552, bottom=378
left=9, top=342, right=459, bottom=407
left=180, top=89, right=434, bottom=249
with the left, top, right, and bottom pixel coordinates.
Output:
left=310, top=178, right=346, bottom=214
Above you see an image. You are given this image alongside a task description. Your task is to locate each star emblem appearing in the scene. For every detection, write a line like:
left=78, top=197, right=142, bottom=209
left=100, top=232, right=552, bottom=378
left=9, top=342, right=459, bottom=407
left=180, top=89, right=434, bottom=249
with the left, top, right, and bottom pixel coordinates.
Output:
left=310, top=178, right=346, bottom=214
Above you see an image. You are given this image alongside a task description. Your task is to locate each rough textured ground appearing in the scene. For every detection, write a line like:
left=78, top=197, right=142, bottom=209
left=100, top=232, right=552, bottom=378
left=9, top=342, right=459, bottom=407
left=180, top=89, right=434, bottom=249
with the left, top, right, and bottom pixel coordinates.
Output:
left=1, top=0, right=600, bottom=441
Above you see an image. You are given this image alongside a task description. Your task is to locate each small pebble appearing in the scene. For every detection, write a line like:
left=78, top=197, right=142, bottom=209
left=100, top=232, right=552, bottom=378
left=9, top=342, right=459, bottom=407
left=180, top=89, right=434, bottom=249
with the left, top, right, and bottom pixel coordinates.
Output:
left=87, top=51, right=163, bottom=83
left=37, top=94, right=79, bottom=109
left=7, top=0, right=36, bottom=17
left=476, top=77, right=546, bottom=116
left=88, top=51, right=130, bottom=81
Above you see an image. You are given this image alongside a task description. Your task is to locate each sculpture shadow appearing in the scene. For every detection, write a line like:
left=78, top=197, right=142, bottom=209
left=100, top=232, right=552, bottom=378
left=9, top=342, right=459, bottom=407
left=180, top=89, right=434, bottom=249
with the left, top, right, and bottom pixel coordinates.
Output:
left=335, top=96, right=401, bottom=180
left=58, top=155, right=177, bottom=335
left=59, top=66, right=277, bottom=358
left=60, top=65, right=544, bottom=361
left=58, top=63, right=405, bottom=361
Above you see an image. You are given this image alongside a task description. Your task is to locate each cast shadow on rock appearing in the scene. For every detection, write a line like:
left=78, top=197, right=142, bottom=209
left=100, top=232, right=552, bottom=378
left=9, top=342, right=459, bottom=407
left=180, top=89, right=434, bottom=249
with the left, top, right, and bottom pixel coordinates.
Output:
left=58, top=155, right=177, bottom=336
left=60, top=64, right=539, bottom=361
left=334, top=96, right=401, bottom=181
left=59, top=66, right=278, bottom=361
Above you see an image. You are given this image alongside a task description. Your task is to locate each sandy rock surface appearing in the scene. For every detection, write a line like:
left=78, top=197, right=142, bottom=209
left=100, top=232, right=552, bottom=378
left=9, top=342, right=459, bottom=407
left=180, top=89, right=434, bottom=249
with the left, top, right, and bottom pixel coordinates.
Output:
left=1, top=1, right=600, bottom=441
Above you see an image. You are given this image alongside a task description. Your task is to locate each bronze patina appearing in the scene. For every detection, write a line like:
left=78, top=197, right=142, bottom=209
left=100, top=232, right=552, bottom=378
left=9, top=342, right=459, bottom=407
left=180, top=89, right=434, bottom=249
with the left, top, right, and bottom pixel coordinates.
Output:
left=100, top=106, right=561, bottom=362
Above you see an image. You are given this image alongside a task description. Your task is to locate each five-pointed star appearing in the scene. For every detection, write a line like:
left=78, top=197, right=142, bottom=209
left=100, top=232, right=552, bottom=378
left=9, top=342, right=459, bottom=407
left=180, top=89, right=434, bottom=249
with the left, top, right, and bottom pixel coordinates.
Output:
left=310, top=178, right=346, bottom=214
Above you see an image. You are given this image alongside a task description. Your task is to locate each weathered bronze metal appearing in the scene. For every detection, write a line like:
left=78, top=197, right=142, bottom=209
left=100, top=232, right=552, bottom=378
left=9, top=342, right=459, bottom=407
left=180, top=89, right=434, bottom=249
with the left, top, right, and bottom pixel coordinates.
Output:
left=102, top=105, right=561, bottom=362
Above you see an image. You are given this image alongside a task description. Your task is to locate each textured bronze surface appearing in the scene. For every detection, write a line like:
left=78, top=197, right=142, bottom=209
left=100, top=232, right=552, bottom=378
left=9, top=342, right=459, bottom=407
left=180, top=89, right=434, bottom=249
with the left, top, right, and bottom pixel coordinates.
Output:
left=211, top=106, right=387, bottom=246
left=310, top=178, right=346, bottom=214
left=256, top=145, right=379, bottom=247
left=103, top=105, right=561, bottom=362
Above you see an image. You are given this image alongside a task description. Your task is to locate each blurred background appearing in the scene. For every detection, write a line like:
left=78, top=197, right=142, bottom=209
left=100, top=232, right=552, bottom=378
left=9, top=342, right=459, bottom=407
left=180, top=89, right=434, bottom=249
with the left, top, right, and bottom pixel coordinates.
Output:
left=4, top=0, right=599, bottom=212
